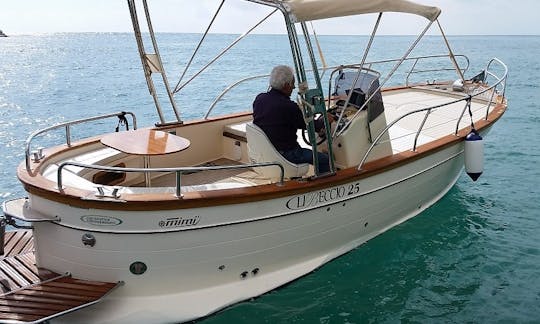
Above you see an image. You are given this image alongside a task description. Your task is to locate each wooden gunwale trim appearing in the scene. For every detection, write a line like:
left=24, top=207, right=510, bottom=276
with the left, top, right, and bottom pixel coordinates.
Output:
left=159, top=111, right=252, bottom=130
left=17, top=102, right=506, bottom=211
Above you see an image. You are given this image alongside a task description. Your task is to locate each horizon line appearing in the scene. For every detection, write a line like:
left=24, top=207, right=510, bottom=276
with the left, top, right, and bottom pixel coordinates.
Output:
left=3, top=31, right=539, bottom=37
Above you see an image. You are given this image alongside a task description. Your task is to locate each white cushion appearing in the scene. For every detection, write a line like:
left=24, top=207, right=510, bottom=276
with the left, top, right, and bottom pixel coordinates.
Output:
left=246, top=123, right=309, bottom=180
left=223, top=122, right=247, bottom=139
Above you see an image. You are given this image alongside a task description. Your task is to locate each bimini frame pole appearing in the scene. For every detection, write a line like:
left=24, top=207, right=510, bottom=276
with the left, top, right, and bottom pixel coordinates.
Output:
left=437, top=20, right=465, bottom=81
left=332, top=12, right=382, bottom=138
left=258, top=0, right=335, bottom=175
left=336, top=18, right=436, bottom=138
left=127, top=0, right=182, bottom=125
left=174, top=9, right=278, bottom=94
left=173, top=0, right=226, bottom=94
left=300, top=21, right=335, bottom=173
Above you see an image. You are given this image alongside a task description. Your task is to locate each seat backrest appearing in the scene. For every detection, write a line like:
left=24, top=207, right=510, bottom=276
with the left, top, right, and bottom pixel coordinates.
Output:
left=246, top=123, right=309, bottom=180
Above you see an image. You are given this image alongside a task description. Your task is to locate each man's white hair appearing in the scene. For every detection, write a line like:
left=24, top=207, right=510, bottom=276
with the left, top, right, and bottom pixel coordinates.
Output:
left=269, top=65, right=294, bottom=90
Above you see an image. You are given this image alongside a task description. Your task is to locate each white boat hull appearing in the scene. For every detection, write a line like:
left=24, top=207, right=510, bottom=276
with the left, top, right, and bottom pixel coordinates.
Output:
left=29, top=142, right=466, bottom=323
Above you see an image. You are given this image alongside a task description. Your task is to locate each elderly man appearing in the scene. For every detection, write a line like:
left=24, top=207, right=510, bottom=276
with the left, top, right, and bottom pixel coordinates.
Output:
left=252, top=65, right=330, bottom=174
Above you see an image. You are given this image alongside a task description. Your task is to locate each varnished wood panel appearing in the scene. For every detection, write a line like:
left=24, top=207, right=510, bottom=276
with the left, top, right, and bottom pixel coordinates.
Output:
left=101, top=129, right=190, bottom=156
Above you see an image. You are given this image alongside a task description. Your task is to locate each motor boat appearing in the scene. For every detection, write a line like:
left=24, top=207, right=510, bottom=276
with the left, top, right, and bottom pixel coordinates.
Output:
left=0, top=0, right=508, bottom=323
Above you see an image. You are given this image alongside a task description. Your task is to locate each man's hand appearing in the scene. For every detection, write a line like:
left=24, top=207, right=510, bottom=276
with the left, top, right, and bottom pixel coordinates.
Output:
left=326, top=112, right=335, bottom=123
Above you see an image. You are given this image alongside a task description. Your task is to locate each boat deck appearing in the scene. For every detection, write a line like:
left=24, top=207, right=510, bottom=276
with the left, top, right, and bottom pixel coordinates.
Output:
left=137, top=86, right=493, bottom=189
left=146, top=158, right=273, bottom=189
left=35, top=84, right=497, bottom=195
left=383, top=86, right=492, bottom=153
left=0, top=230, right=119, bottom=323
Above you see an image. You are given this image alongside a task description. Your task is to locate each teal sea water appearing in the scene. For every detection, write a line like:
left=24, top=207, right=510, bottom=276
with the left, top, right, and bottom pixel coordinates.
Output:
left=1, top=34, right=539, bottom=323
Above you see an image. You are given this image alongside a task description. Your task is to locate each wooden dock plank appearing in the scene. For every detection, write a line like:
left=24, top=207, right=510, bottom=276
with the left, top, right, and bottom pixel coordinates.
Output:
left=0, top=266, right=20, bottom=293
left=4, top=256, right=41, bottom=283
left=15, top=252, right=36, bottom=269
left=2, top=230, right=34, bottom=258
left=2, top=232, right=22, bottom=257
left=0, top=298, right=69, bottom=311
left=0, top=260, right=32, bottom=289
left=2, top=294, right=83, bottom=307
left=0, top=311, right=42, bottom=322
left=0, top=305, right=54, bottom=316
left=55, top=276, right=118, bottom=287
left=28, top=284, right=106, bottom=298
left=11, top=231, right=33, bottom=256
left=12, top=289, right=97, bottom=302
left=0, top=230, right=119, bottom=323
left=43, top=281, right=117, bottom=293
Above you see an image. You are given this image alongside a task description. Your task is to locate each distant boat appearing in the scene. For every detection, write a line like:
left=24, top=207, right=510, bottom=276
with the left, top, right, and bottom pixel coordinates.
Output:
left=0, top=30, right=7, bottom=37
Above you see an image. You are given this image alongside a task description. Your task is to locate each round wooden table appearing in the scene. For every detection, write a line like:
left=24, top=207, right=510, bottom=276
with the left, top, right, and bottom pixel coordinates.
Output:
left=101, top=129, right=190, bottom=186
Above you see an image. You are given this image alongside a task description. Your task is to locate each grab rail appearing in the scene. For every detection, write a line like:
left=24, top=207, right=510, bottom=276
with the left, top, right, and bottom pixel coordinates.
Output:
left=405, top=54, right=469, bottom=86
left=205, top=73, right=269, bottom=119
left=56, top=160, right=285, bottom=197
left=358, top=97, right=466, bottom=170
left=453, top=57, right=507, bottom=134
left=357, top=58, right=508, bottom=170
left=482, top=58, right=507, bottom=119
left=25, top=111, right=137, bottom=173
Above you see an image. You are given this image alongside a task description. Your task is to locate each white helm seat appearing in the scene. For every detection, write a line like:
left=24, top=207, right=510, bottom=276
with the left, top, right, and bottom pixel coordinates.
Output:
left=246, top=123, right=309, bottom=180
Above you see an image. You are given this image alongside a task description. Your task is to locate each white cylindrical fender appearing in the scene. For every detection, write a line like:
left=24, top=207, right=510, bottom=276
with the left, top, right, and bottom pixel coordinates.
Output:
left=464, top=130, right=484, bottom=181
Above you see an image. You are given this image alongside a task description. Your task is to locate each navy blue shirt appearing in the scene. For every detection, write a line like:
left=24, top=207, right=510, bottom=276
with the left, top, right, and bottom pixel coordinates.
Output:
left=253, top=88, right=306, bottom=151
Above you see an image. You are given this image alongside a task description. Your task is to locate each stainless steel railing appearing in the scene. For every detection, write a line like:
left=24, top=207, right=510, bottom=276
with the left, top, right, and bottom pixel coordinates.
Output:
left=405, top=54, right=469, bottom=86
left=56, top=161, right=285, bottom=197
left=24, top=111, right=137, bottom=172
left=482, top=58, right=508, bottom=119
left=204, top=54, right=469, bottom=119
left=357, top=58, right=508, bottom=170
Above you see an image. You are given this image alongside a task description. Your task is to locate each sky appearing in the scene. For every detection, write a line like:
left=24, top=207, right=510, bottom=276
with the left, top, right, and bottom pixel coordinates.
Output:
left=1, top=0, right=539, bottom=36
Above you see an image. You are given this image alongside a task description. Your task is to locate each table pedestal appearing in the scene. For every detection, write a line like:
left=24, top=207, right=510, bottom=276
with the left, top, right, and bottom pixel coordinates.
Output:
left=100, top=129, right=191, bottom=187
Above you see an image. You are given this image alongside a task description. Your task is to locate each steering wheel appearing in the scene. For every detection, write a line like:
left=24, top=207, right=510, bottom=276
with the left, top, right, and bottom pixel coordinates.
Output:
left=297, top=94, right=336, bottom=146
left=302, top=113, right=328, bottom=146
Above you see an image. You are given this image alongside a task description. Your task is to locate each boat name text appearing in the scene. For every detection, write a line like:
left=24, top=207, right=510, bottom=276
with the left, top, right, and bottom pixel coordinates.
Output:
left=159, top=216, right=201, bottom=228
left=81, top=215, right=123, bottom=226
left=286, top=183, right=361, bottom=210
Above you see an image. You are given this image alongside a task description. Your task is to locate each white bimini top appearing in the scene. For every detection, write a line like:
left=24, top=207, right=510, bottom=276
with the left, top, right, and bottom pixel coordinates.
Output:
left=253, top=0, right=441, bottom=23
